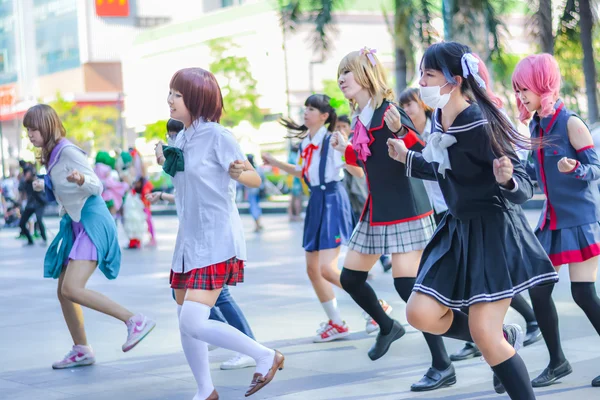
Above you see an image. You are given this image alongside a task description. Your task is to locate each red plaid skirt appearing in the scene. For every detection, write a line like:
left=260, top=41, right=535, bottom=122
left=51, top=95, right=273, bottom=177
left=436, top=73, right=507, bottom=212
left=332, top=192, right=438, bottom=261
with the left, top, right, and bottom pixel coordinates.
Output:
left=170, top=257, right=245, bottom=290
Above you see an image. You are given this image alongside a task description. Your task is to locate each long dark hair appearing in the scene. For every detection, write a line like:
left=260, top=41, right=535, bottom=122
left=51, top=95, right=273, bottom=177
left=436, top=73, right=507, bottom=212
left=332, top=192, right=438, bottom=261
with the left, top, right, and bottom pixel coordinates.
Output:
left=280, top=94, right=338, bottom=139
left=421, top=42, right=541, bottom=155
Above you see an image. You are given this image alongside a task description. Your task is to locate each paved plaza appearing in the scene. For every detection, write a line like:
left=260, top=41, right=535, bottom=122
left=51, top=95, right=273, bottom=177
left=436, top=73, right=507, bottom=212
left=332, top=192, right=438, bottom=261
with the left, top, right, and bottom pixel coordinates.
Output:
left=1, top=212, right=600, bottom=399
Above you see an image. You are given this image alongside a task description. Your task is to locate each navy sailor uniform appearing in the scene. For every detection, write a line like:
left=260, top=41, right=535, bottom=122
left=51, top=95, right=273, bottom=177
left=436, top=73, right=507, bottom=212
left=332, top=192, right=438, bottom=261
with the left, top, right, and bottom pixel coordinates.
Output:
left=302, top=132, right=354, bottom=252
left=527, top=100, right=600, bottom=266
left=405, top=104, right=558, bottom=308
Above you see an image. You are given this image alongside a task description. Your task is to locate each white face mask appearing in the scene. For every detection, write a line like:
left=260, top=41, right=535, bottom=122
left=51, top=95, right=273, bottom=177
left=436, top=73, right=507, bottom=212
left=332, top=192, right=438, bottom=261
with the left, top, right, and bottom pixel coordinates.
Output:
left=420, top=82, right=454, bottom=110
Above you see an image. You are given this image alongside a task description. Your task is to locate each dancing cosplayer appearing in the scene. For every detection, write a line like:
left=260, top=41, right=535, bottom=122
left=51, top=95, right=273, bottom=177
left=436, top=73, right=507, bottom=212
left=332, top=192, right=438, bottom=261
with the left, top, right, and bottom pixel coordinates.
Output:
left=155, top=67, right=283, bottom=399
left=332, top=47, right=452, bottom=391
left=386, top=42, right=559, bottom=400
left=512, top=53, right=600, bottom=389
left=262, top=94, right=360, bottom=343
left=24, top=104, right=156, bottom=370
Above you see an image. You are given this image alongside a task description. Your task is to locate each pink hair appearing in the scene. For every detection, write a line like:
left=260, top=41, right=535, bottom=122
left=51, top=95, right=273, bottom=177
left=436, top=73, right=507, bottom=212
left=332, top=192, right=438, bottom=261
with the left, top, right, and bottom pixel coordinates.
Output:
left=512, top=54, right=561, bottom=124
left=472, top=53, right=503, bottom=109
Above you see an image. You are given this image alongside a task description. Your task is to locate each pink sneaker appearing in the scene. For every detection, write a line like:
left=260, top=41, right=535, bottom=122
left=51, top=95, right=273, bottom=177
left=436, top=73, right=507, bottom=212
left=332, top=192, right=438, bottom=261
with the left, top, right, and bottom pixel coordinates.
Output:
left=364, top=299, right=393, bottom=334
left=52, top=345, right=95, bottom=369
left=122, top=313, right=156, bottom=352
left=313, top=320, right=350, bottom=343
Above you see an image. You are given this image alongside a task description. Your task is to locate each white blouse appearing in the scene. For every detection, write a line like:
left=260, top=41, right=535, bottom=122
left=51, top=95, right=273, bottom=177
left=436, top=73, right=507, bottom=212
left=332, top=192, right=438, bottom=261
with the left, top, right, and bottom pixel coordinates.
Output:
left=294, top=126, right=345, bottom=186
left=169, top=119, right=247, bottom=273
left=49, top=146, right=103, bottom=222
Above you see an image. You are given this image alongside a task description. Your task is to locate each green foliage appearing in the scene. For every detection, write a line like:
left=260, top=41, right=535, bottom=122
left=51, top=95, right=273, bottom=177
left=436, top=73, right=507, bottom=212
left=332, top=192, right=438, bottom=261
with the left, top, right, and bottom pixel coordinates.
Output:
left=49, top=93, right=120, bottom=153
left=143, top=119, right=168, bottom=142
left=322, top=79, right=351, bottom=117
left=489, top=51, right=522, bottom=120
left=207, top=38, right=263, bottom=128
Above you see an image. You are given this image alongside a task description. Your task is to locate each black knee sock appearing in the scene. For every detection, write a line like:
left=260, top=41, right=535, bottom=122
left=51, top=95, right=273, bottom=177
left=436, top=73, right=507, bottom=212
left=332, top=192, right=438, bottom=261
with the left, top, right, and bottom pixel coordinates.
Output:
left=443, top=309, right=473, bottom=342
left=529, top=284, right=565, bottom=368
left=491, top=353, right=535, bottom=400
left=340, top=268, right=393, bottom=334
left=394, top=277, right=451, bottom=370
left=510, top=293, right=536, bottom=325
left=571, top=282, right=600, bottom=336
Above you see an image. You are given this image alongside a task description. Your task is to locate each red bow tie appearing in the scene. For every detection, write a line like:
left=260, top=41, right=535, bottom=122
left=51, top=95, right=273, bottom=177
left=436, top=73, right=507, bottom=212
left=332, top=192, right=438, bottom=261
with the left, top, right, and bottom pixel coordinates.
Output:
left=301, top=144, right=319, bottom=182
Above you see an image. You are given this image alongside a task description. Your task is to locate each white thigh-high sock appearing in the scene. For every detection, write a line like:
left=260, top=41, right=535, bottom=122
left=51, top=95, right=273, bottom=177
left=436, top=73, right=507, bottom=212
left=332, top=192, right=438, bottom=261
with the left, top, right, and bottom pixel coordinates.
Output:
left=177, top=305, right=214, bottom=399
left=321, top=298, right=343, bottom=325
left=180, top=301, right=275, bottom=376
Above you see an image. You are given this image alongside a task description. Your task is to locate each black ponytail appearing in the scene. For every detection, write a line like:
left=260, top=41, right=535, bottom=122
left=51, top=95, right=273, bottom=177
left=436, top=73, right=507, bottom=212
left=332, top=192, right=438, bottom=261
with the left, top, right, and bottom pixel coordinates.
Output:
left=280, top=94, right=338, bottom=139
left=422, top=42, right=544, bottom=156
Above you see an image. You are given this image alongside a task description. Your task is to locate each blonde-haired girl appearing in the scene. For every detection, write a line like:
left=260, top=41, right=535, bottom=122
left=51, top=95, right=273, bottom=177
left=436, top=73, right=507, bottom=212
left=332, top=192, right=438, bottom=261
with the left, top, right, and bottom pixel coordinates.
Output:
left=332, top=48, right=454, bottom=392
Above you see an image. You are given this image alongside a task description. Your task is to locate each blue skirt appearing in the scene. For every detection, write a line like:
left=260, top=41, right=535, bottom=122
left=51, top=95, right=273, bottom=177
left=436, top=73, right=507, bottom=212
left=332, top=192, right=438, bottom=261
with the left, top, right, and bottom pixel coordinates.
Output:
left=303, top=181, right=354, bottom=252
left=536, top=220, right=600, bottom=266
left=413, top=206, right=558, bottom=308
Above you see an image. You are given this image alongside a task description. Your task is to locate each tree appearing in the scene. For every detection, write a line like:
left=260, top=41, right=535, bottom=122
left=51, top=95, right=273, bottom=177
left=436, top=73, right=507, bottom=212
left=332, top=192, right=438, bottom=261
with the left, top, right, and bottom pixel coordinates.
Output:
left=385, top=0, right=437, bottom=94
left=207, top=38, right=263, bottom=128
left=279, top=0, right=437, bottom=96
left=556, top=0, right=599, bottom=123
left=50, top=93, right=120, bottom=153
left=142, top=119, right=168, bottom=142
left=524, top=0, right=554, bottom=54
left=577, top=0, right=599, bottom=123
left=322, top=79, right=351, bottom=116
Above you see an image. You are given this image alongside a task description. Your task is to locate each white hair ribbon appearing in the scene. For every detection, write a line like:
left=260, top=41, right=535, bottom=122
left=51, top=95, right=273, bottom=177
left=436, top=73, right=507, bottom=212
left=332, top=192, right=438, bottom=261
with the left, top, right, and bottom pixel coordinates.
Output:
left=461, top=53, right=486, bottom=89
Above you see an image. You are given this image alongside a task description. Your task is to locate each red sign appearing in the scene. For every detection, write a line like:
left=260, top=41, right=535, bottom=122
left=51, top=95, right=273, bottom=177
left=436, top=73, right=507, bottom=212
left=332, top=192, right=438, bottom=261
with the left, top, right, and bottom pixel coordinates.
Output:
left=0, top=84, right=16, bottom=108
left=95, top=0, right=129, bottom=17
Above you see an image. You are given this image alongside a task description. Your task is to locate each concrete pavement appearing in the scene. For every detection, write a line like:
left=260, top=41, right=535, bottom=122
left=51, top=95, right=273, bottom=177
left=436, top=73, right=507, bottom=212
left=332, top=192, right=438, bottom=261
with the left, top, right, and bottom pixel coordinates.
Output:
left=1, top=211, right=600, bottom=399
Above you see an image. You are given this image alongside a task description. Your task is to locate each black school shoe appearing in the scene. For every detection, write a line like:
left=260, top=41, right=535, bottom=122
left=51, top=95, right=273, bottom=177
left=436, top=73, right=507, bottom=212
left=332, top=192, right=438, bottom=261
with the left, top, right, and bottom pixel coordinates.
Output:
left=450, top=342, right=481, bottom=361
left=367, top=320, right=405, bottom=361
left=531, top=360, right=573, bottom=387
left=592, top=374, right=600, bottom=387
left=411, top=364, right=457, bottom=392
left=523, top=322, right=543, bottom=347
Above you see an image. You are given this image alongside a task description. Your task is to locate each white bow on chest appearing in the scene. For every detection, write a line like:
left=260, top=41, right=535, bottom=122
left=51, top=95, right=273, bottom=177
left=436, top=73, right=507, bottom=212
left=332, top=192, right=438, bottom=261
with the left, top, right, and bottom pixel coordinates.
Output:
left=422, top=132, right=457, bottom=178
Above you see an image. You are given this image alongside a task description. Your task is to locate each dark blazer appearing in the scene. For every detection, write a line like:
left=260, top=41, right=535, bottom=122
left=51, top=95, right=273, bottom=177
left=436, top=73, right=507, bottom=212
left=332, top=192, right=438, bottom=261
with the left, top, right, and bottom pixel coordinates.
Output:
left=346, top=100, right=433, bottom=225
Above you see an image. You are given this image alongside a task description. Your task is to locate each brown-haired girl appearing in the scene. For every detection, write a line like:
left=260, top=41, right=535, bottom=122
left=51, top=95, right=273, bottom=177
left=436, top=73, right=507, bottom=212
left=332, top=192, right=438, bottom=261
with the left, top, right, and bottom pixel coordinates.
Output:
left=24, top=104, right=155, bottom=370
left=332, top=47, right=453, bottom=392
left=155, top=67, right=283, bottom=399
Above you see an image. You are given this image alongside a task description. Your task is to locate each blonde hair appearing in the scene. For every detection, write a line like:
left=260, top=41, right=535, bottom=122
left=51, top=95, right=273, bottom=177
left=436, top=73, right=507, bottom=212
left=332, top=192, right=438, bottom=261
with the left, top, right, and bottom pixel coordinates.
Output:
left=337, top=49, right=395, bottom=112
left=23, top=104, right=66, bottom=165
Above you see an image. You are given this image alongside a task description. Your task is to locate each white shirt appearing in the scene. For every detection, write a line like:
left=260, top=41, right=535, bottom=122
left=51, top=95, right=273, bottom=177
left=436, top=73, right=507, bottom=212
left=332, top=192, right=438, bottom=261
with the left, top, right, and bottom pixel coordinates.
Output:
left=49, top=146, right=103, bottom=222
left=170, top=119, right=247, bottom=273
left=351, top=100, right=375, bottom=129
left=294, top=126, right=345, bottom=186
left=420, top=118, right=449, bottom=214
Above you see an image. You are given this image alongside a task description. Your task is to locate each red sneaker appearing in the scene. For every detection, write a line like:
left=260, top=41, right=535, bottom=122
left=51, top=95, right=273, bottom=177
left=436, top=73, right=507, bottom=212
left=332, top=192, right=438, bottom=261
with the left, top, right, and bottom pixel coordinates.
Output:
left=313, top=320, right=350, bottom=343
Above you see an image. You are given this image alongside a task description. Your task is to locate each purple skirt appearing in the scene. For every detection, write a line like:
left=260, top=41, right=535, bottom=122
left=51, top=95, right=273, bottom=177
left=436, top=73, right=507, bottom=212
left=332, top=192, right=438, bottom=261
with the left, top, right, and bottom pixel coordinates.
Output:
left=68, top=221, right=98, bottom=262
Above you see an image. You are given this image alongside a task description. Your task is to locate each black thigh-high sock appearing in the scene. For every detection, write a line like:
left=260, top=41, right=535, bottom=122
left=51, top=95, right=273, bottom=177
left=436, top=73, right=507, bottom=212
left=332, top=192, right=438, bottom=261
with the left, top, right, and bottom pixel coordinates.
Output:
left=340, top=268, right=394, bottom=334
left=510, top=293, right=536, bottom=324
left=394, top=277, right=451, bottom=370
left=571, top=282, right=600, bottom=336
left=529, top=284, right=566, bottom=368
left=491, top=353, right=536, bottom=400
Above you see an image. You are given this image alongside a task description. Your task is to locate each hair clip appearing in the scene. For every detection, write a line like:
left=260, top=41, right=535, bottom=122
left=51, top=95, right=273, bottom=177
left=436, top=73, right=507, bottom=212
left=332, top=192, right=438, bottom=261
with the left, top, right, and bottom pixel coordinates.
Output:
left=360, top=47, right=377, bottom=66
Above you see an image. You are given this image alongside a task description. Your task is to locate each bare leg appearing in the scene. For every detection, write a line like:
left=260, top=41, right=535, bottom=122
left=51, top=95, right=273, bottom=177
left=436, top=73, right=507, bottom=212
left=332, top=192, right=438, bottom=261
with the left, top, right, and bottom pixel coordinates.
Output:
left=61, top=260, right=134, bottom=322
left=57, top=266, right=88, bottom=345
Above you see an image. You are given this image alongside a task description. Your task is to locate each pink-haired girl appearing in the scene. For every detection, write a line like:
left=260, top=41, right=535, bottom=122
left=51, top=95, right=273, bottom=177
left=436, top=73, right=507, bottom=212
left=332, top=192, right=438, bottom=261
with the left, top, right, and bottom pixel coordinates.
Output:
left=513, top=53, right=600, bottom=389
